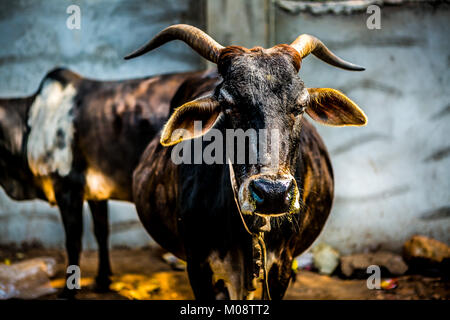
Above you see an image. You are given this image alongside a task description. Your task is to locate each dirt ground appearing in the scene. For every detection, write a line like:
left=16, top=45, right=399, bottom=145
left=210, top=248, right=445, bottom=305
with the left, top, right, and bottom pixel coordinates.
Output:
left=1, top=246, right=448, bottom=300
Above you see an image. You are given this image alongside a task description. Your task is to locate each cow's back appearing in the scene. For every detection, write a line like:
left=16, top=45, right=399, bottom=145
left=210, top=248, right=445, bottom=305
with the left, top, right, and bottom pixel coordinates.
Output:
left=24, top=68, right=210, bottom=203
left=74, top=71, right=195, bottom=200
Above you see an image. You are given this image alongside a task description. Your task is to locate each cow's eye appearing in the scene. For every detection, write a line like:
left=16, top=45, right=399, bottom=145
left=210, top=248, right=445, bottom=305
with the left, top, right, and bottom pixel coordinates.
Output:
left=293, top=106, right=306, bottom=118
left=220, top=100, right=235, bottom=116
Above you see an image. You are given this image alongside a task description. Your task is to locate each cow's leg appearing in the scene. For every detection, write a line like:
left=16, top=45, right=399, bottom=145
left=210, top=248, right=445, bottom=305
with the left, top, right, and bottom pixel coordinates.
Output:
left=186, top=258, right=216, bottom=300
left=267, top=261, right=293, bottom=300
left=88, top=200, right=112, bottom=292
left=55, top=182, right=84, bottom=299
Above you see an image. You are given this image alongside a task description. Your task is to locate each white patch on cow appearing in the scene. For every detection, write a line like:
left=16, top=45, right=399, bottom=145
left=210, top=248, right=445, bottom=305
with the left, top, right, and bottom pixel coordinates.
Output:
left=27, top=79, right=76, bottom=178
left=208, top=251, right=246, bottom=300
left=84, top=167, right=116, bottom=201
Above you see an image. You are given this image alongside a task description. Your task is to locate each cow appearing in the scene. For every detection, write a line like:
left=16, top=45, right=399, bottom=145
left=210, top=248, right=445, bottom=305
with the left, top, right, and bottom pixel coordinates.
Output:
left=129, top=24, right=368, bottom=300
left=0, top=66, right=214, bottom=297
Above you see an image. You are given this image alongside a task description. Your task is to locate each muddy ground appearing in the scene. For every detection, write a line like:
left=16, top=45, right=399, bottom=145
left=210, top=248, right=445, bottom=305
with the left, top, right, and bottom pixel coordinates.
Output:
left=1, top=247, right=448, bottom=300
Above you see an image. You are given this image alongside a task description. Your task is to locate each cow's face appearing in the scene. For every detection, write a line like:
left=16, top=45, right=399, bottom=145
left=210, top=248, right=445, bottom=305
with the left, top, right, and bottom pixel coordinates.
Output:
left=159, top=45, right=367, bottom=220
left=125, top=25, right=367, bottom=222
left=215, top=46, right=306, bottom=217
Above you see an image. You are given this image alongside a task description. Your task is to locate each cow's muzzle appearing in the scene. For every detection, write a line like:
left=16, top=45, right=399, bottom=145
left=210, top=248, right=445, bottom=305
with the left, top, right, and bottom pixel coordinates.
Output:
left=239, top=174, right=300, bottom=216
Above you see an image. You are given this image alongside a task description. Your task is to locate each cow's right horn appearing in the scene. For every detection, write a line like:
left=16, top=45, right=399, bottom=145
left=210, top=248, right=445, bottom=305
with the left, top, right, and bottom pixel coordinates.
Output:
left=290, top=34, right=365, bottom=71
left=124, top=24, right=224, bottom=63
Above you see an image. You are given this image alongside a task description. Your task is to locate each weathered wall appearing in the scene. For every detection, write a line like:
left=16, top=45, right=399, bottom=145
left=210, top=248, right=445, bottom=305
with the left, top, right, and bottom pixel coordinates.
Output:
left=0, top=0, right=206, bottom=249
left=274, top=1, right=450, bottom=254
left=0, top=0, right=448, bottom=254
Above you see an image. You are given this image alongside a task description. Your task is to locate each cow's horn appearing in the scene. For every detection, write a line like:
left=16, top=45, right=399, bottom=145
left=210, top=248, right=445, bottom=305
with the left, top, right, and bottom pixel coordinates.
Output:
left=124, top=24, right=224, bottom=63
left=290, top=34, right=365, bottom=71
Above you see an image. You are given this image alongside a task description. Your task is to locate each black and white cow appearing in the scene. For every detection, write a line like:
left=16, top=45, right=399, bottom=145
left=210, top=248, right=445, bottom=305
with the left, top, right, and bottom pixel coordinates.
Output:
left=0, top=67, right=216, bottom=297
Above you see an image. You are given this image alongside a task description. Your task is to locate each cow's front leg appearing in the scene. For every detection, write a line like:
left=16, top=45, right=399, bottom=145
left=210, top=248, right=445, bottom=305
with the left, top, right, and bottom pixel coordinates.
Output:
left=88, top=200, right=112, bottom=292
left=267, top=256, right=293, bottom=300
left=54, top=180, right=84, bottom=299
left=186, top=257, right=216, bottom=300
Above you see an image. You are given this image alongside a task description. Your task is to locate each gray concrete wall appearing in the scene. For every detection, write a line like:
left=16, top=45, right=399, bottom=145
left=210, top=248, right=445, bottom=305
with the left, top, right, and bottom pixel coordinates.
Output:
left=0, top=0, right=448, bottom=254
left=0, top=0, right=206, bottom=249
left=275, top=1, right=450, bottom=254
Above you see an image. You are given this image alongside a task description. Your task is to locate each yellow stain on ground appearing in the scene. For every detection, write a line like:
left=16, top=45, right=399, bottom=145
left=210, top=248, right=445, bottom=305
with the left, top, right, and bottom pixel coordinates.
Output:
left=49, top=272, right=191, bottom=300
left=110, top=272, right=186, bottom=300
left=110, top=274, right=160, bottom=300
left=51, top=277, right=94, bottom=288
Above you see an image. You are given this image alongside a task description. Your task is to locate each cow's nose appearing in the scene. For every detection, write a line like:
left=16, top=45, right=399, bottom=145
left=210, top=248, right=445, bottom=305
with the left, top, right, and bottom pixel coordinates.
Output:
left=249, top=177, right=295, bottom=214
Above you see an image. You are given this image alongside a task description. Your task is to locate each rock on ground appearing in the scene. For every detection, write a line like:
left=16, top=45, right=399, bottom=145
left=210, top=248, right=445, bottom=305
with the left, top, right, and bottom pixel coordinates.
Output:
left=403, top=235, right=450, bottom=264
left=402, top=235, right=450, bottom=275
left=340, top=251, right=408, bottom=278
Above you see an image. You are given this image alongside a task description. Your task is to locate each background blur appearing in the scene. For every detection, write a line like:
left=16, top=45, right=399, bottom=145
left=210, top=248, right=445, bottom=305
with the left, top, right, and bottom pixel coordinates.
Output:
left=0, top=0, right=448, bottom=254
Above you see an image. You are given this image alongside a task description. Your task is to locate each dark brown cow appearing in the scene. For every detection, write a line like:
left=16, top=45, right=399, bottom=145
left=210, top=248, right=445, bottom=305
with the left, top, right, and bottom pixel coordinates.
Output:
left=129, top=25, right=367, bottom=300
left=0, top=67, right=212, bottom=297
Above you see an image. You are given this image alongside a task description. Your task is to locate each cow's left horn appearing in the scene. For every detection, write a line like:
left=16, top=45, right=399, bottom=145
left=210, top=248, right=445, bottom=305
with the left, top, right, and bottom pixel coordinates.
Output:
left=290, top=34, right=365, bottom=71
left=124, top=24, right=224, bottom=63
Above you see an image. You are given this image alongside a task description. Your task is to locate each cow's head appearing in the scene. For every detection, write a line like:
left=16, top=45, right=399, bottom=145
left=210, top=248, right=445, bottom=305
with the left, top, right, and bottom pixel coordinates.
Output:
left=126, top=25, right=366, bottom=221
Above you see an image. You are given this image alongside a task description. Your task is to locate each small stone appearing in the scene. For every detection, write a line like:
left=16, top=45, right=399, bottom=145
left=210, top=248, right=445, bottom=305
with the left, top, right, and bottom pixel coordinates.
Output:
left=312, top=243, right=340, bottom=275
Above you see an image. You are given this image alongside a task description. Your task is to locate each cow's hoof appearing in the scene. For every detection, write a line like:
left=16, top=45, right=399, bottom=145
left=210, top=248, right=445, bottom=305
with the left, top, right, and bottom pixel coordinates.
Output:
left=58, top=287, right=77, bottom=299
left=94, top=276, right=112, bottom=293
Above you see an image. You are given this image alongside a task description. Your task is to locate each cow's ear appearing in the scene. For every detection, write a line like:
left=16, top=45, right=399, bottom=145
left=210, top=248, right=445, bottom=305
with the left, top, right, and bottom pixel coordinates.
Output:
left=306, top=88, right=367, bottom=126
left=160, top=96, right=222, bottom=146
